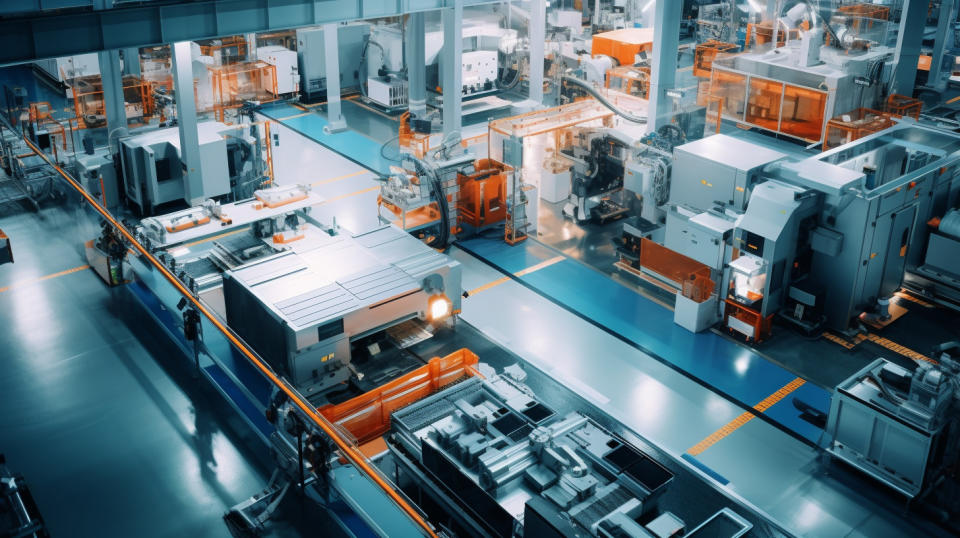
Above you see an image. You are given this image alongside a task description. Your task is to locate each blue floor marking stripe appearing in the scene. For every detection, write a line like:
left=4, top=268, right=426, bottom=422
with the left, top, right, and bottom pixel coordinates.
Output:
left=258, top=102, right=391, bottom=175
left=457, top=236, right=830, bottom=444
left=681, top=454, right=730, bottom=485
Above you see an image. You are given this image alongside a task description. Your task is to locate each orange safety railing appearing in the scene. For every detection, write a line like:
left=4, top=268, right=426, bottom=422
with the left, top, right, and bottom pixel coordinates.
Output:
left=71, top=74, right=157, bottom=129
left=635, top=237, right=714, bottom=303
left=318, top=349, right=482, bottom=445
left=885, top=94, right=922, bottom=120
left=823, top=108, right=895, bottom=150
left=693, top=40, right=738, bottom=78
left=16, top=132, right=439, bottom=537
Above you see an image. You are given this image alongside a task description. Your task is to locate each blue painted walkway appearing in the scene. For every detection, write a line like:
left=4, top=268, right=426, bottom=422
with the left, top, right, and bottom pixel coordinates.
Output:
left=457, top=236, right=830, bottom=444
left=258, top=101, right=392, bottom=175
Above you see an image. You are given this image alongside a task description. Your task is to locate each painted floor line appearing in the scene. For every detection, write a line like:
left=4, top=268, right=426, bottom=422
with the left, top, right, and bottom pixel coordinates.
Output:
left=0, top=264, right=90, bottom=293
left=318, top=185, right=380, bottom=205
left=456, top=237, right=827, bottom=445
left=311, top=169, right=370, bottom=187
left=686, top=377, right=806, bottom=457
left=467, top=255, right=565, bottom=296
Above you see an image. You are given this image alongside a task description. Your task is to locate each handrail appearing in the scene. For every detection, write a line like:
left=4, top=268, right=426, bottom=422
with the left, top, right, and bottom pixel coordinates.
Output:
left=19, top=133, right=437, bottom=538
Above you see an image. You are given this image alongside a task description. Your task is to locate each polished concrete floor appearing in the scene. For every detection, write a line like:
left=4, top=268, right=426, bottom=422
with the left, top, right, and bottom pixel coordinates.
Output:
left=0, top=194, right=331, bottom=537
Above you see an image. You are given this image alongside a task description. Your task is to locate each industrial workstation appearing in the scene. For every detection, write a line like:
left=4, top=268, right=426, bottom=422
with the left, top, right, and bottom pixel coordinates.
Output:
left=1, top=0, right=960, bottom=536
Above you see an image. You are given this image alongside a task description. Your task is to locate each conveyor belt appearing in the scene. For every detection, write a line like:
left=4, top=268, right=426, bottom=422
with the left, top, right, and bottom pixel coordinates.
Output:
left=456, top=236, right=831, bottom=444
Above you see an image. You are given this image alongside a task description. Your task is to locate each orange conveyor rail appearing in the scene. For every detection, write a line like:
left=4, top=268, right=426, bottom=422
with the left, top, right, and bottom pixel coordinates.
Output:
left=20, top=135, right=438, bottom=538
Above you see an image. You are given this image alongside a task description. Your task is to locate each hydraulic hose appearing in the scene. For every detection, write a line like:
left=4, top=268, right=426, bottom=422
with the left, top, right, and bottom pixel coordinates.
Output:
left=561, top=76, right=647, bottom=124
left=19, top=133, right=438, bottom=538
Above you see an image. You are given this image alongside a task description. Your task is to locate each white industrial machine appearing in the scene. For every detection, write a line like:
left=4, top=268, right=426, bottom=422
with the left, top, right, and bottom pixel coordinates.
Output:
left=255, top=45, right=299, bottom=95
left=296, top=23, right=371, bottom=101
left=119, top=121, right=260, bottom=215
left=138, top=183, right=462, bottom=396
left=621, top=123, right=960, bottom=338
left=823, top=343, right=960, bottom=498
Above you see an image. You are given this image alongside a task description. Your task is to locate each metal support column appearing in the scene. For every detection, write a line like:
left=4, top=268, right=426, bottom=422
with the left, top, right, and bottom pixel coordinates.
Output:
left=322, top=23, right=347, bottom=134
left=648, top=0, right=680, bottom=132
left=528, top=0, right=546, bottom=104
left=442, top=0, right=463, bottom=142
left=171, top=41, right=205, bottom=205
left=122, top=48, right=140, bottom=76
left=245, top=33, right=258, bottom=61
left=892, top=0, right=930, bottom=95
left=98, top=49, right=127, bottom=137
left=405, top=12, right=427, bottom=118
left=930, top=0, right=956, bottom=86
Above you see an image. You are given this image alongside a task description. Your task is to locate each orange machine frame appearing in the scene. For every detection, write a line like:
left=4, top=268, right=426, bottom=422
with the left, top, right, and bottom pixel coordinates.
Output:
left=198, top=36, right=249, bottom=64
left=605, top=65, right=650, bottom=98
left=591, top=28, right=654, bottom=66
left=457, top=159, right=511, bottom=230
left=884, top=94, right=922, bottom=120
left=317, top=349, right=481, bottom=445
left=823, top=108, right=895, bottom=150
left=72, top=74, right=156, bottom=129
left=708, top=67, right=829, bottom=143
left=837, top=3, right=890, bottom=29
left=623, top=237, right=715, bottom=303
left=723, top=299, right=774, bottom=342
left=693, top=40, right=738, bottom=78
left=27, top=102, right=70, bottom=153
left=745, top=21, right=800, bottom=49
left=208, top=61, right=278, bottom=122
left=398, top=111, right=431, bottom=159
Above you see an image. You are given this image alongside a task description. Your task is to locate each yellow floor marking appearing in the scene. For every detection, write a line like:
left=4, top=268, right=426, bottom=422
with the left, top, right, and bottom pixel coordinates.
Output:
left=318, top=185, right=380, bottom=205
left=468, top=256, right=565, bottom=296
left=311, top=169, right=369, bottom=187
left=686, top=377, right=806, bottom=456
left=894, top=291, right=935, bottom=308
left=865, top=333, right=937, bottom=364
left=823, top=331, right=859, bottom=350
left=276, top=111, right=313, bottom=121
left=0, top=264, right=90, bottom=294
left=181, top=227, right=249, bottom=249
left=824, top=330, right=936, bottom=364
left=468, top=276, right=512, bottom=296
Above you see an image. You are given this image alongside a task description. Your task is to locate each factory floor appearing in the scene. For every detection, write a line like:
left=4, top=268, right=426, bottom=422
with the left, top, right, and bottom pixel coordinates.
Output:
left=0, top=192, right=336, bottom=536
left=272, top=125, right=955, bottom=537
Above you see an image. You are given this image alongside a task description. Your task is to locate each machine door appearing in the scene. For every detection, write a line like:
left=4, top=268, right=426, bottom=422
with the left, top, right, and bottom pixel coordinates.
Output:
left=879, top=206, right=917, bottom=297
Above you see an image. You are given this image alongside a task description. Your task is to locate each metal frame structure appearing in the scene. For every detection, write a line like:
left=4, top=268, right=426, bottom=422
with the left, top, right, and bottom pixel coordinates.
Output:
left=0, top=0, right=500, bottom=65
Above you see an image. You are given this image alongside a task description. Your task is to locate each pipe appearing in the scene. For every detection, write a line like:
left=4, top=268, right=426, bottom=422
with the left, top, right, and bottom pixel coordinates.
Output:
left=19, top=134, right=438, bottom=538
left=561, top=76, right=647, bottom=124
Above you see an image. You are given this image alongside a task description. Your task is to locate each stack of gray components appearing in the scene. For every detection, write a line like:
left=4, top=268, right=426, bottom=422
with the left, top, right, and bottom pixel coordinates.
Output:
left=390, top=372, right=683, bottom=537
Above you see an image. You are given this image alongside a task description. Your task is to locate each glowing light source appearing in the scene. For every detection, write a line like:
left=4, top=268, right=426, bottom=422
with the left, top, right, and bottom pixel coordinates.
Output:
left=428, top=295, right=451, bottom=321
